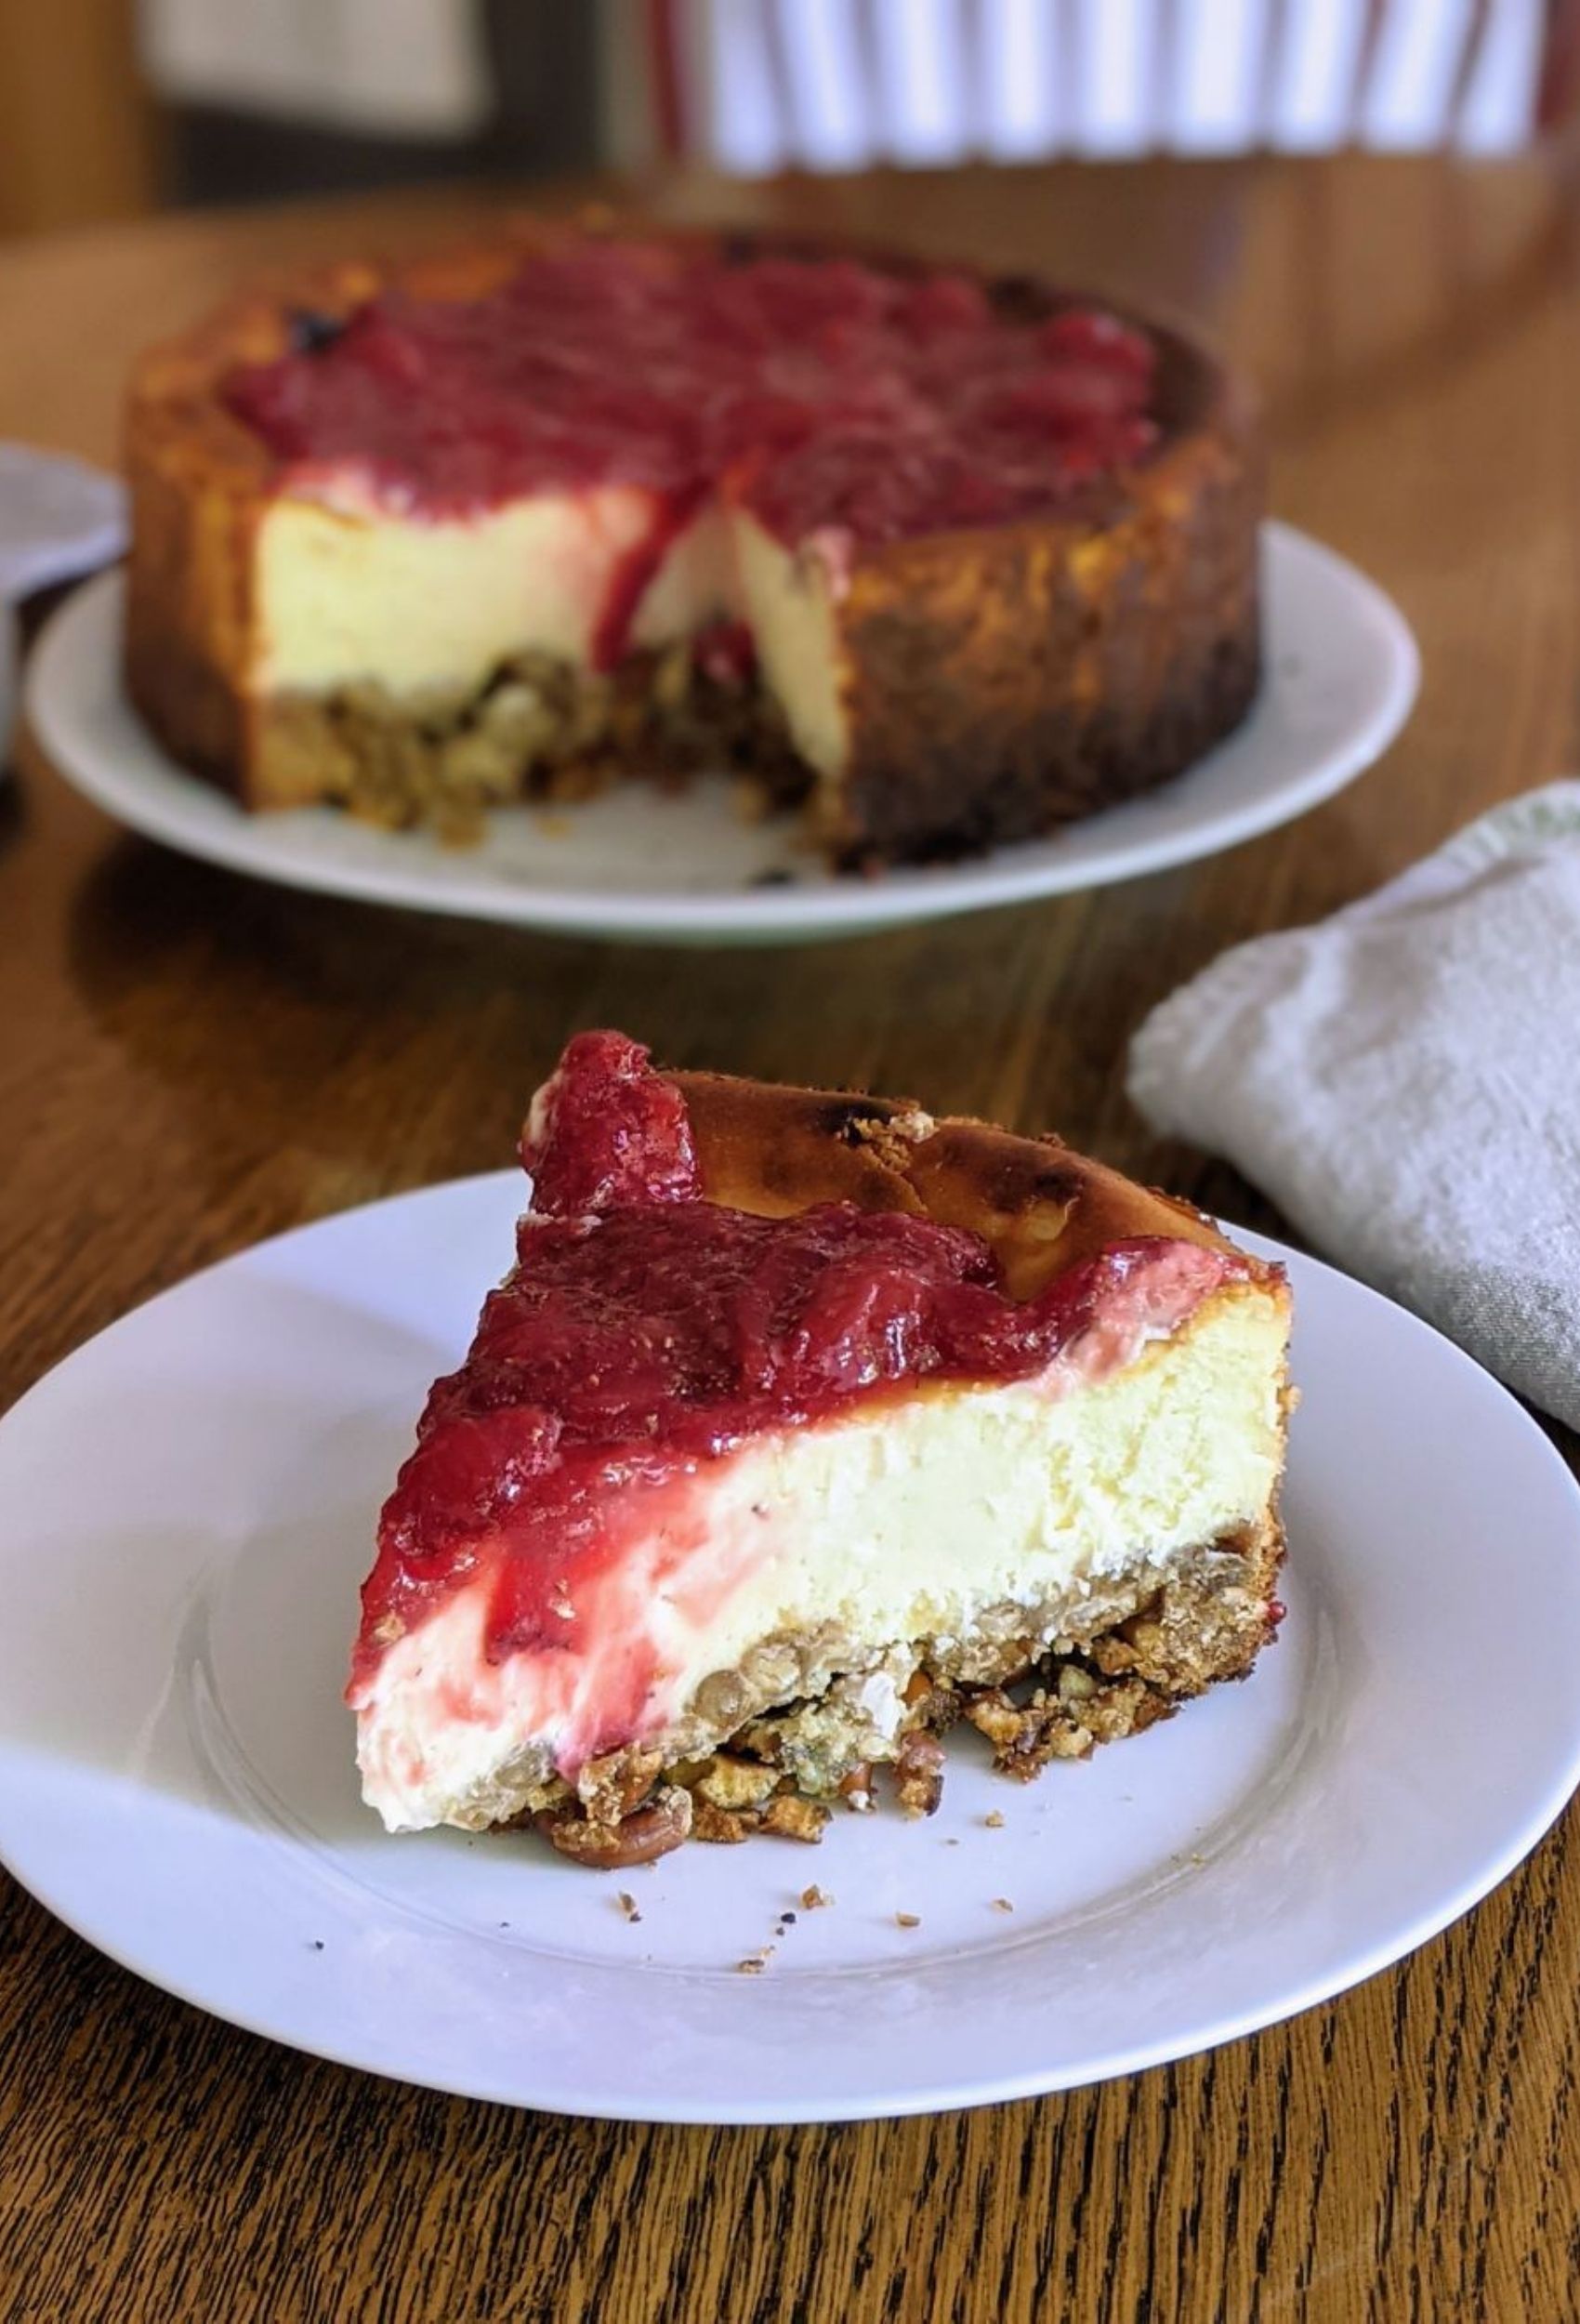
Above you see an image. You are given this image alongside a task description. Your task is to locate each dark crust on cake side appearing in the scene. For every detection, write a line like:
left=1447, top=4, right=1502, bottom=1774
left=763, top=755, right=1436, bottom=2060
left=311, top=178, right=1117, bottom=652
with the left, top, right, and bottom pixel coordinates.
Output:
left=820, top=402, right=1262, bottom=863
left=124, top=218, right=1263, bottom=862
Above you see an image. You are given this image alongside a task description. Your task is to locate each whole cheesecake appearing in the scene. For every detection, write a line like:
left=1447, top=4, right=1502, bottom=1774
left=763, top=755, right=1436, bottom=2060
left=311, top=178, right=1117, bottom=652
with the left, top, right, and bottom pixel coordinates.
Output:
left=349, top=1033, right=1292, bottom=1863
left=125, top=223, right=1263, bottom=867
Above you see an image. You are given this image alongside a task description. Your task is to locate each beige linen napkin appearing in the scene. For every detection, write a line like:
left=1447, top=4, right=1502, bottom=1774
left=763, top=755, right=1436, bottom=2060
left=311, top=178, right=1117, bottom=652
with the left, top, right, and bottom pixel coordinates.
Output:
left=1128, top=785, right=1580, bottom=1429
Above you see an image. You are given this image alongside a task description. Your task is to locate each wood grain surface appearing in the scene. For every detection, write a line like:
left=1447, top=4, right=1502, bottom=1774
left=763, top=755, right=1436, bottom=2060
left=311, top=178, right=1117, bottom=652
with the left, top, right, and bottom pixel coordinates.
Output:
left=2, top=155, right=1579, bottom=2324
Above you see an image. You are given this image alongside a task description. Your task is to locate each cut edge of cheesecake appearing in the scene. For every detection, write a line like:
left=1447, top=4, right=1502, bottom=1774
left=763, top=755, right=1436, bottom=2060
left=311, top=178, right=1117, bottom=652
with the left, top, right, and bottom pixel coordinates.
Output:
left=349, top=1049, right=1293, bottom=1867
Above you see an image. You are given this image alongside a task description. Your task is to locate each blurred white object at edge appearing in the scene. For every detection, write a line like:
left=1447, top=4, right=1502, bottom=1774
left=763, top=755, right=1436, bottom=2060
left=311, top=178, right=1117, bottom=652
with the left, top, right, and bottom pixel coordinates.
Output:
left=676, top=0, right=1558, bottom=173
left=0, top=447, right=127, bottom=771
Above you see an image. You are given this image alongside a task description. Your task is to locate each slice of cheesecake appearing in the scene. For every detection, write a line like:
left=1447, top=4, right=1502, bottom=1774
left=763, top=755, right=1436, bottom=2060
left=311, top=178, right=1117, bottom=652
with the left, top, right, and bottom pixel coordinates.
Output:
left=349, top=1033, right=1292, bottom=1865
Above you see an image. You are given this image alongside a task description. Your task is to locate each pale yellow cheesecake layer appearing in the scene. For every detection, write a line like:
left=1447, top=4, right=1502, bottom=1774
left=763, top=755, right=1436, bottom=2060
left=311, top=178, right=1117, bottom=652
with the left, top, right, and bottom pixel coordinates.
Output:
left=731, top=509, right=851, bottom=780
left=254, top=485, right=669, bottom=693
left=251, top=484, right=855, bottom=783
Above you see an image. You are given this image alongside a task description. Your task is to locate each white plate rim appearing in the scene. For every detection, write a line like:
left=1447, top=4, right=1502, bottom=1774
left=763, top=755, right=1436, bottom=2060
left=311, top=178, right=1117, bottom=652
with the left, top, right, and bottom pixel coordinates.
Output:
left=0, top=1175, right=1576, bottom=2124
left=23, top=523, right=1418, bottom=943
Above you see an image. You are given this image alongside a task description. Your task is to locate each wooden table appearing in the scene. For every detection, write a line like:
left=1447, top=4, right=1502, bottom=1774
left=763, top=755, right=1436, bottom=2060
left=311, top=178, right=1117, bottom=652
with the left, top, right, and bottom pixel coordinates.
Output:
left=3, top=155, right=1578, bottom=2322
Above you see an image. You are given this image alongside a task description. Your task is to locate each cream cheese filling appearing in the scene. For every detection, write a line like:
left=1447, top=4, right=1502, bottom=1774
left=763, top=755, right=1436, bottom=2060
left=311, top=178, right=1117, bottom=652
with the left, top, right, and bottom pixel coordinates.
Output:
left=253, top=486, right=854, bottom=775
left=255, top=485, right=665, bottom=693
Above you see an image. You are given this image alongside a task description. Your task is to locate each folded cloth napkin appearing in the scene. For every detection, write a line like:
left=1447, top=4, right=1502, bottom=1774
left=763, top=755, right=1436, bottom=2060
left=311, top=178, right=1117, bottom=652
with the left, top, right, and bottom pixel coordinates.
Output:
left=1127, top=785, right=1580, bottom=1430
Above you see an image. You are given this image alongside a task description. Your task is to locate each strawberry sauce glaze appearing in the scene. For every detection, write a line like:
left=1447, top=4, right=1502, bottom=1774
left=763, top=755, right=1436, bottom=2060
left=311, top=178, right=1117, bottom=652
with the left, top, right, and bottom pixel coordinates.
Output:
left=226, top=243, right=1157, bottom=667
left=350, top=1034, right=1240, bottom=1743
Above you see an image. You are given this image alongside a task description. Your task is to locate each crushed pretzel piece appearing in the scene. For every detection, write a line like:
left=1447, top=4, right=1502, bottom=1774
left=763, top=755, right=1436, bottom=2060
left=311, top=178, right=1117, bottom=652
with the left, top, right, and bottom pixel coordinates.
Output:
left=902, top=1671, right=963, bottom=1732
left=963, top=1670, right=1159, bottom=1777
left=690, top=1797, right=760, bottom=1845
left=963, top=1689, right=1021, bottom=1750
left=837, top=1761, right=875, bottom=1812
left=576, top=1745, right=665, bottom=1824
left=536, top=1784, right=691, bottom=1868
left=693, top=1752, right=783, bottom=1811
left=893, top=1729, right=946, bottom=1818
left=760, top=1793, right=830, bottom=1844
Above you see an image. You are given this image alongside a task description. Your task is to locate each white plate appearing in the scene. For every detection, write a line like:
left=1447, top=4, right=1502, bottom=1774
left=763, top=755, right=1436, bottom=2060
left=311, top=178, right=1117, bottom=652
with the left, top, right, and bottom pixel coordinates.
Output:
left=1, top=1173, right=1576, bottom=2124
left=0, top=444, right=126, bottom=601
left=25, top=524, right=1416, bottom=944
